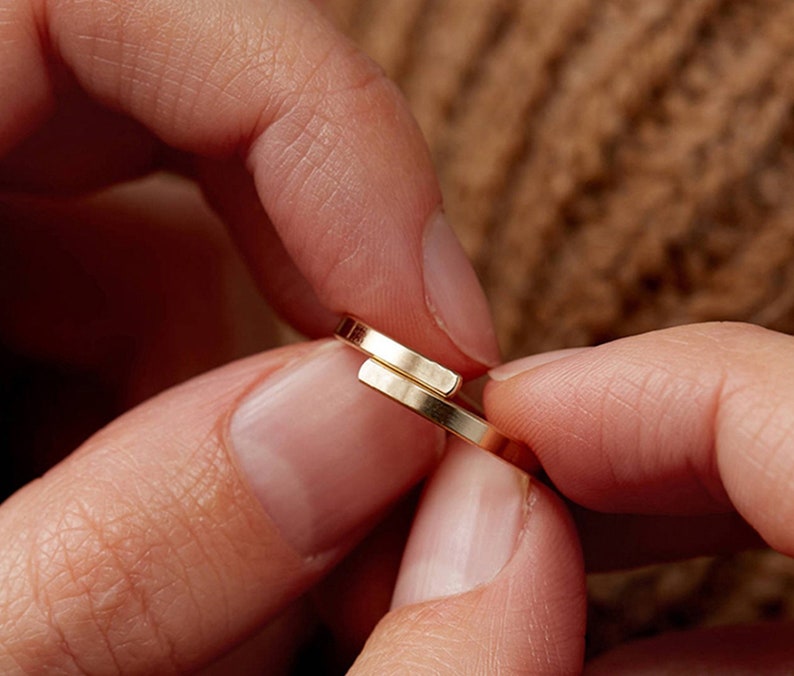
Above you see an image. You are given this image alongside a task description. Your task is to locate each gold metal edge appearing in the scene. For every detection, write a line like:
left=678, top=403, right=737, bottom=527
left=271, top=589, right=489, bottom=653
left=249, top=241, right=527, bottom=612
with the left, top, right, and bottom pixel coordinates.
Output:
left=335, top=316, right=462, bottom=397
left=358, top=358, right=508, bottom=454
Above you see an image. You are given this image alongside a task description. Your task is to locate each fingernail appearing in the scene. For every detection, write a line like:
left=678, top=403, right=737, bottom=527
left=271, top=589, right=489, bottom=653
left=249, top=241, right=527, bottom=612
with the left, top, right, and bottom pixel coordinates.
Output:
left=391, top=439, right=528, bottom=608
left=488, top=347, right=591, bottom=381
left=423, top=211, right=501, bottom=367
left=230, top=341, right=444, bottom=556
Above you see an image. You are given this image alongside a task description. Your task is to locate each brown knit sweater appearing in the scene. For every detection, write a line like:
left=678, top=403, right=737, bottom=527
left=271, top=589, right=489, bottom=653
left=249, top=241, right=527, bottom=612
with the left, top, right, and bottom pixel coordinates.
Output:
left=328, top=0, right=794, bottom=658
left=333, top=0, right=794, bottom=357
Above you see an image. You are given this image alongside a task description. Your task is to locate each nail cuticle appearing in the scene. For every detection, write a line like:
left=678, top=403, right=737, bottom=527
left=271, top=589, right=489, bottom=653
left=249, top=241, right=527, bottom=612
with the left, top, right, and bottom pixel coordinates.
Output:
left=229, top=340, right=443, bottom=558
left=422, top=210, right=501, bottom=368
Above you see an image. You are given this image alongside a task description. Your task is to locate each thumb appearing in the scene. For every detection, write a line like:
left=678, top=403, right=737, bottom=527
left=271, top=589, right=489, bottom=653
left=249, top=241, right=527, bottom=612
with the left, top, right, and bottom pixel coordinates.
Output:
left=351, top=441, right=586, bottom=675
left=0, top=340, right=443, bottom=673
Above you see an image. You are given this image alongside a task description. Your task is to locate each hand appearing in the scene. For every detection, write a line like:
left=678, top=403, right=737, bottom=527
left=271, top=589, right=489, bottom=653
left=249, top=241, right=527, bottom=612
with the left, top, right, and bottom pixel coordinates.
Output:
left=8, top=2, right=781, bottom=673
left=1, top=0, right=498, bottom=372
left=455, top=321, right=793, bottom=672
left=0, top=0, right=507, bottom=671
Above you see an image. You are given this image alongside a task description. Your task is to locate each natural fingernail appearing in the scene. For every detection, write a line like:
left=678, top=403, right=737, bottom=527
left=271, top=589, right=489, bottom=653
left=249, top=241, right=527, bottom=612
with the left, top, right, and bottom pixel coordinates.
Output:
left=230, top=341, right=444, bottom=557
left=391, top=439, right=528, bottom=608
left=423, top=211, right=501, bottom=368
left=488, top=347, right=591, bottom=381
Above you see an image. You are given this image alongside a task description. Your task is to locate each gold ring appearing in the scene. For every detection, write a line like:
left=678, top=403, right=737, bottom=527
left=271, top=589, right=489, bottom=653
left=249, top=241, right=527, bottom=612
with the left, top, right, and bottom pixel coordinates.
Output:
left=334, top=316, right=519, bottom=457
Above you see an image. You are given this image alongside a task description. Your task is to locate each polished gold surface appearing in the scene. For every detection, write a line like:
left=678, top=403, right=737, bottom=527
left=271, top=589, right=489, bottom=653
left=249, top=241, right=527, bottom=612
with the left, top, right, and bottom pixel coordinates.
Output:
left=335, top=315, right=520, bottom=457
left=358, top=358, right=510, bottom=454
left=335, top=316, right=462, bottom=397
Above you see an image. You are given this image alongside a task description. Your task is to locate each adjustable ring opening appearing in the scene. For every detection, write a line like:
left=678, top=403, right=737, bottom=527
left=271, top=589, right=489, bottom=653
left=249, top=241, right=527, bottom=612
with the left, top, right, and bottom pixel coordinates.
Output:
left=334, top=316, right=520, bottom=458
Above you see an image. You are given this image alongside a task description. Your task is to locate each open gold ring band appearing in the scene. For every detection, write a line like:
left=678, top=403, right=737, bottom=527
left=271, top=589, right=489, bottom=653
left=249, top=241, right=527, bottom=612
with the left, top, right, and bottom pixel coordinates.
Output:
left=334, top=316, right=518, bottom=458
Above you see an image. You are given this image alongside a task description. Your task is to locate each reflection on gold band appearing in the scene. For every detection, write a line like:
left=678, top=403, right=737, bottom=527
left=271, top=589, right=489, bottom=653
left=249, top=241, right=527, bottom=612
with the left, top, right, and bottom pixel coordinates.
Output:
left=358, top=359, right=509, bottom=454
left=335, top=316, right=461, bottom=397
left=335, top=316, right=517, bottom=456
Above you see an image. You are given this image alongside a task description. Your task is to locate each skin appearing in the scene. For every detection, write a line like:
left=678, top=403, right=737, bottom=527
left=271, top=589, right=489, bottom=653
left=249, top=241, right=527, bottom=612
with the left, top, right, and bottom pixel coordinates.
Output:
left=487, top=322, right=794, bottom=672
left=0, top=0, right=791, bottom=673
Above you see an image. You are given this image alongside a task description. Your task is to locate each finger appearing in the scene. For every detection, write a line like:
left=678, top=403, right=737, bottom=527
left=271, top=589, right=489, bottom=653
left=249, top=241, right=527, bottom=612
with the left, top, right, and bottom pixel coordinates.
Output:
left=586, top=623, right=794, bottom=674
left=486, top=323, right=794, bottom=557
left=0, top=340, right=444, bottom=672
left=3, top=0, right=499, bottom=372
left=351, top=440, right=586, bottom=674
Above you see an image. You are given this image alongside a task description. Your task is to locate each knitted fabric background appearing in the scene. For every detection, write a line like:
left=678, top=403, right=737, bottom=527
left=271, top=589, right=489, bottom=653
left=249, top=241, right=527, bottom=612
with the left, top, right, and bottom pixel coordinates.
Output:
left=326, top=0, right=794, bottom=659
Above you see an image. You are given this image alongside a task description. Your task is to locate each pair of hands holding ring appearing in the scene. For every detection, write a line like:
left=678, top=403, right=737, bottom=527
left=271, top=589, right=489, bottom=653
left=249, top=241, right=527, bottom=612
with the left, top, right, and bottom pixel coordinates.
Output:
left=1, top=0, right=791, bottom=672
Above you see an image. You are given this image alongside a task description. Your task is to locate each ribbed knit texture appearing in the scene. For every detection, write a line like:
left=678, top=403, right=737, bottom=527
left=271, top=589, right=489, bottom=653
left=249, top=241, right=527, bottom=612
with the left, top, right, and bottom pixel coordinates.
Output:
left=333, top=0, right=794, bottom=358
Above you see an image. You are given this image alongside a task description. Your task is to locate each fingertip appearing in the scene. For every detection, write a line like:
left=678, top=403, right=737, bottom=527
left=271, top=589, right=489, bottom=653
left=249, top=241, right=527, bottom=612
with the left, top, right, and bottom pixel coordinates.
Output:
left=390, top=440, right=529, bottom=609
left=488, top=347, right=592, bottom=382
left=422, top=211, right=501, bottom=369
left=485, top=323, right=794, bottom=560
left=352, top=443, right=585, bottom=674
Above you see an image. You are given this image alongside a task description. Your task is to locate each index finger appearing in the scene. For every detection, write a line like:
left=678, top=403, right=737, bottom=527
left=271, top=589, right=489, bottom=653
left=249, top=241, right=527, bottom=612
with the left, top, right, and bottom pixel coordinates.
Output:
left=1, top=0, right=498, bottom=373
left=486, top=322, right=794, bottom=557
